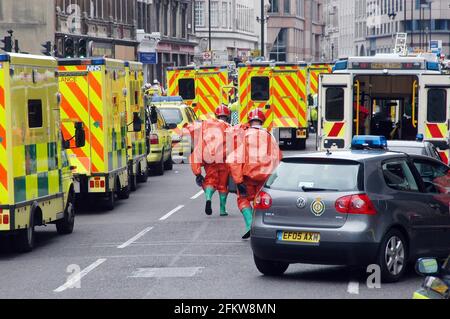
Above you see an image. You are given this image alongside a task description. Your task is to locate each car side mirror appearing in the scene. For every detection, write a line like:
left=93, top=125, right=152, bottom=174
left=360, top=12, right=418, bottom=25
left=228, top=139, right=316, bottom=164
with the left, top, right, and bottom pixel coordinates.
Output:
left=133, top=112, right=142, bottom=132
left=74, top=122, right=86, bottom=148
left=168, top=123, right=177, bottom=130
left=416, top=258, right=439, bottom=276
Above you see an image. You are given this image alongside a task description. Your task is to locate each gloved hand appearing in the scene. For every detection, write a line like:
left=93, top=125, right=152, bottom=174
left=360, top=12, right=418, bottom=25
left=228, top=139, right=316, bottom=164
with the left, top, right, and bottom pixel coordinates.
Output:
left=237, top=183, right=247, bottom=197
left=195, top=174, right=205, bottom=187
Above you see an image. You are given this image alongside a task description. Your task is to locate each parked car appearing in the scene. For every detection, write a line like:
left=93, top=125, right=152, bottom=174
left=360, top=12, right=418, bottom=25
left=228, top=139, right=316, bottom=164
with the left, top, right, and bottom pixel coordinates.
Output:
left=251, top=136, right=450, bottom=282
left=153, top=96, right=197, bottom=162
left=387, top=140, right=443, bottom=162
left=145, top=105, right=174, bottom=176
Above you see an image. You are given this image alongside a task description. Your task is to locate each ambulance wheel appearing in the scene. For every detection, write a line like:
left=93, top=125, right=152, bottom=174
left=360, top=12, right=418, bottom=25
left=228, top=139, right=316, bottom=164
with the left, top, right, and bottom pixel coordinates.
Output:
left=117, top=178, right=130, bottom=200
left=104, top=191, right=115, bottom=211
left=16, top=209, right=36, bottom=253
left=296, top=139, right=306, bottom=150
left=164, top=153, right=173, bottom=171
left=56, top=191, right=75, bottom=235
left=137, top=164, right=148, bottom=183
left=130, top=173, right=137, bottom=192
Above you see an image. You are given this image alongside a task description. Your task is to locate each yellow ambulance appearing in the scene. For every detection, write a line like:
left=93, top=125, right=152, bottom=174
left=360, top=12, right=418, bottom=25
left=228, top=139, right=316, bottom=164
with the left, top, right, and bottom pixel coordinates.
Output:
left=238, top=62, right=309, bottom=149
left=124, top=61, right=148, bottom=190
left=58, top=58, right=137, bottom=210
left=0, top=52, right=84, bottom=252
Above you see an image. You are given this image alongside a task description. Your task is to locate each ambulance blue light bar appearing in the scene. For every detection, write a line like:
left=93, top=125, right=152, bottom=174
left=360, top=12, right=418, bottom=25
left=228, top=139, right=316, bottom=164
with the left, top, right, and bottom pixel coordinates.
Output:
left=416, top=134, right=424, bottom=142
left=351, top=135, right=387, bottom=150
left=426, top=61, right=440, bottom=71
left=0, top=54, right=9, bottom=62
left=91, top=58, right=105, bottom=65
left=333, top=60, right=348, bottom=71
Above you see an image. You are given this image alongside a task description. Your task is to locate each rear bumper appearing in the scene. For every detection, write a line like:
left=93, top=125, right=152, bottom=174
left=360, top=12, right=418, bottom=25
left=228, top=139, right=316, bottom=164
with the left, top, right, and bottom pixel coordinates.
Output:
left=251, top=236, right=379, bottom=265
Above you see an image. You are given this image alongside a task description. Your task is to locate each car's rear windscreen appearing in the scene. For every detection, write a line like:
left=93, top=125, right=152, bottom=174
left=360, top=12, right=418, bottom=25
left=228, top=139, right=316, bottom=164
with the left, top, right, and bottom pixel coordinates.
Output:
left=159, top=108, right=183, bottom=125
left=266, top=158, right=363, bottom=192
left=387, top=146, right=424, bottom=156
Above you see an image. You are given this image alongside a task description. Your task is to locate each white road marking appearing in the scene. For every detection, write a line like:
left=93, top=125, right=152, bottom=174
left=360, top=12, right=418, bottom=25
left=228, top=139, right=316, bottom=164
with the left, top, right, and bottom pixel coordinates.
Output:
left=159, top=205, right=184, bottom=221
left=117, top=227, right=154, bottom=249
left=130, top=267, right=204, bottom=278
left=191, top=190, right=204, bottom=199
left=54, top=259, right=106, bottom=293
left=347, top=281, right=360, bottom=294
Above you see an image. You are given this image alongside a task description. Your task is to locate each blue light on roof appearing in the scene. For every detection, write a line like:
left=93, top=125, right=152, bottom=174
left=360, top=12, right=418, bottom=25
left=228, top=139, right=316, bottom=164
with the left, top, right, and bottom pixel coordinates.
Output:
left=124, top=61, right=130, bottom=67
left=0, top=54, right=9, bottom=62
left=91, top=58, right=105, bottom=65
left=416, top=134, right=424, bottom=142
left=426, top=61, right=440, bottom=71
left=351, top=135, right=387, bottom=150
left=151, top=96, right=183, bottom=103
left=333, top=60, right=348, bottom=71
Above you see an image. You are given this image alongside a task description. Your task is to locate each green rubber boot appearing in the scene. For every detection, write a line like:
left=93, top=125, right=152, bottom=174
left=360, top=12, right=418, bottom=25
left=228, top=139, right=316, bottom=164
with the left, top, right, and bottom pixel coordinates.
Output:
left=241, top=207, right=253, bottom=239
left=219, top=193, right=228, bottom=216
left=204, top=187, right=215, bottom=215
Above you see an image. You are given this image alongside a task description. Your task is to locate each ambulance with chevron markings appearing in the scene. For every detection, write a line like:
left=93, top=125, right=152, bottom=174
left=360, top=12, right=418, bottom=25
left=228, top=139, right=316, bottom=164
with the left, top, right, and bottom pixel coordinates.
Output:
left=318, top=54, right=450, bottom=163
left=124, top=61, right=148, bottom=190
left=58, top=58, right=136, bottom=210
left=0, top=53, right=85, bottom=252
left=238, top=62, right=309, bottom=149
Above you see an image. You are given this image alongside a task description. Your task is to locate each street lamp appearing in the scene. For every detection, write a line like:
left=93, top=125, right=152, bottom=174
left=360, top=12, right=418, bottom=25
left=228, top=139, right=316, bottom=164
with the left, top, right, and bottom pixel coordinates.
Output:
left=256, top=1, right=270, bottom=58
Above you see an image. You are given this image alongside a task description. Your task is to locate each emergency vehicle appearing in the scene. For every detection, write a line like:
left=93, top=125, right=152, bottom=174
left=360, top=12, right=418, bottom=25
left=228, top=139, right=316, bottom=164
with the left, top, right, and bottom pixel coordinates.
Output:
left=0, top=53, right=84, bottom=252
left=317, top=54, right=450, bottom=163
left=307, top=62, right=333, bottom=97
left=124, top=61, right=148, bottom=190
left=58, top=58, right=136, bottom=210
left=238, top=62, right=309, bottom=149
left=166, top=65, right=233, bottom=120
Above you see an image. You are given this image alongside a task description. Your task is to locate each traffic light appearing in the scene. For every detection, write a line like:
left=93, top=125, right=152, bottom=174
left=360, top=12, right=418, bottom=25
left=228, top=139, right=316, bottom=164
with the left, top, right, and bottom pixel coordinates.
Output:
left=1, top=36, right=12, bottom=52
left=77, top=38, right=87, bottom=58
left=41, top=41, right=52, bottom=56
left=64, top=37, right=74, bottom=58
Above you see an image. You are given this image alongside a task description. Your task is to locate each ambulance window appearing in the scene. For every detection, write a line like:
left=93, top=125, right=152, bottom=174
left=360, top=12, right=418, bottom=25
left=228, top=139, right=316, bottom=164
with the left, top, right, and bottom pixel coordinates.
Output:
left=179, top=79, right=195, bottom=100
left=251, top=77, right=269, bottom=101
left=325, top=88, right=344, bottom=121
left=427, top=89, right=446, bottom=123
left=28, top=100, right=43, bottom=128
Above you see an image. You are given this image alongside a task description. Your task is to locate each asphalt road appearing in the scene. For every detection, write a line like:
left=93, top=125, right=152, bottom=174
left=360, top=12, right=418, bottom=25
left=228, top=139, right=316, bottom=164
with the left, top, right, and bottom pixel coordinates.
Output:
left=0, top=136, right=423, bottom=299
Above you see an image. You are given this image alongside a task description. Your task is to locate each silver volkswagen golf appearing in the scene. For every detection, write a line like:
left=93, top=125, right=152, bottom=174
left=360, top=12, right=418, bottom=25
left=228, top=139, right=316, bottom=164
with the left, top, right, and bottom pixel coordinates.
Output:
left=251, top=138, right=450, bottom=282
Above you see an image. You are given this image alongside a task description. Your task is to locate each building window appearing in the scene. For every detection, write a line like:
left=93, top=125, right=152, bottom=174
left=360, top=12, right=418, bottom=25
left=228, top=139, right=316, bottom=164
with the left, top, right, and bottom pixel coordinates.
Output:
left=195, top=1, right=205, bottom=27
left=284, top=0, right=290, bottom=14
left=269, top=28, right=287, bottom=62
left=163, top=4, right=169, bottom=35
left=269, top=0, right=279, bottom=13
left=296, top=0, right=303, bottom=16
left=211, top=1, right=219, bottom=27
left=222, top=2, right=228, bottom=28
left=172, top=4, right=178, bottom=37
left=181, top=7, right=186, bottom=38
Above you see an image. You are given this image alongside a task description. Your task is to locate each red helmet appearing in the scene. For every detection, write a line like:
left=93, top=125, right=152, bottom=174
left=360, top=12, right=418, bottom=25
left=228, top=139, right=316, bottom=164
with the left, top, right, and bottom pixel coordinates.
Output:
left=248, top=108, right=266, bottom=123
left=215, top=104, right=231, bottom=117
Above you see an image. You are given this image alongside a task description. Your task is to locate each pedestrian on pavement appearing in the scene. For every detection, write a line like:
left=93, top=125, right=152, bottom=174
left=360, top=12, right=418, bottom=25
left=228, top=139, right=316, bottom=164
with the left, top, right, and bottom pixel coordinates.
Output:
left=227, top=108, right=282, bottom=239
left=190, top=104, right=231, bottom=216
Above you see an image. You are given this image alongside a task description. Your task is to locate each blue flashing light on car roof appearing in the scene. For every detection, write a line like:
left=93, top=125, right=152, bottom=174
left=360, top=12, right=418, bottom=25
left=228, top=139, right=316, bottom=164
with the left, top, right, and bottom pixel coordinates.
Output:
left=0, top=54, right=9, bottom=62
left=151, top=96, right=183, bottom=103
left=333, top=60, right=348, bottom=71
left=416, top=134, right=424, bottom=142
left=351, top=135, right=387, bottom=150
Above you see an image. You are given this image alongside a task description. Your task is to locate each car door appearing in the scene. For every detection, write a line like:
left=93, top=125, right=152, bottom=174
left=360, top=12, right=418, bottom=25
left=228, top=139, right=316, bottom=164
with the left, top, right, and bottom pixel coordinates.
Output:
left=157, top=111, right=168, bottom=158
left=381, top=159, right=437, bottom=256
left=410, top=157, right=450, bottom=254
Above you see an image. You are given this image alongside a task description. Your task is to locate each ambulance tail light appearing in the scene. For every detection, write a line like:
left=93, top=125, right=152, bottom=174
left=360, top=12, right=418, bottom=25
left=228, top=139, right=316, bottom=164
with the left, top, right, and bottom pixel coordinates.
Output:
left=150, top=134, right=159, bottom=145
left=90, top=180, right=95, bottom=188
left=335, top=194, right=377, bottom=215
left=100, top=180, right=105, bottom=188
left=3, top=214, right=9, bottom=225
left=254, top=191, right=272, bottom=210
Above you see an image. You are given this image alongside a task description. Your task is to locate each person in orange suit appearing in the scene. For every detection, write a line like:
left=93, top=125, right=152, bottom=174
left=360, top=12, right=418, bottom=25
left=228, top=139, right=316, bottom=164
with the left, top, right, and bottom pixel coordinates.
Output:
left=191, top=104, right=231, bottom=216
left=227, top=108, right=282, bottom=239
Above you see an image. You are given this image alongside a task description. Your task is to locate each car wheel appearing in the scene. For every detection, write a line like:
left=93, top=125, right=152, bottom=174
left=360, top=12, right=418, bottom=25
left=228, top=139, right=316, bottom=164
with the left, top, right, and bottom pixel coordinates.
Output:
left=104, top=191, right=115, bottom=211
left=296, top=138, right=306, bottom=150
left=377, top=229, right=407, bottom=283
left=164, top=152, right=173, bottom=170
left=253, top=254, right=289, bottom=276
left=56, top=191, right=75, bottom=235
left=153, top=151, right=165, bottom=176
left=117, top=178, right=130, bottom=200
left=16, top=210, right=35, bottom=253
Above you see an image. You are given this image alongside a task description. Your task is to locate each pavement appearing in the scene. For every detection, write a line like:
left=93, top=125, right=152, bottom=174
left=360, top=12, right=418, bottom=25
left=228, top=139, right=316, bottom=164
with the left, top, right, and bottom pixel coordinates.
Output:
left=0, top=136, right=423, bottom=299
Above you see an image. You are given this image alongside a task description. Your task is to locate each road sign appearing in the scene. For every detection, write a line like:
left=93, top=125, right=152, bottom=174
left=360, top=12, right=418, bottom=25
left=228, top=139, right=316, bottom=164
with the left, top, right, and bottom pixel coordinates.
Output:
left=139, top=52, right=158, bottom=64
left=202, top=51, right=212, bottom=61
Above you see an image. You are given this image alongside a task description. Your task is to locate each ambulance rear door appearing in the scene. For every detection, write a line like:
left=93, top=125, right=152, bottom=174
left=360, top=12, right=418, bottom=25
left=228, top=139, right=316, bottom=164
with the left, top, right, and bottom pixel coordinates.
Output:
left=419, top=74, right=450, bottom=164
left=318, top=73, right=354, bottom=151
left=195, top=67, right=223, bottom=120
left=168, top=67, right=196, bottom=109
left=243, top=65, right=273, bottom=129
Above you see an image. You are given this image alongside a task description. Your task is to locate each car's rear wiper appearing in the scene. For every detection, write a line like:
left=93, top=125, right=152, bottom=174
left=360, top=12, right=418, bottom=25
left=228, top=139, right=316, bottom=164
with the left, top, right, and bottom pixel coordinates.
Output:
left=301, top=186, right=339, bottom=192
